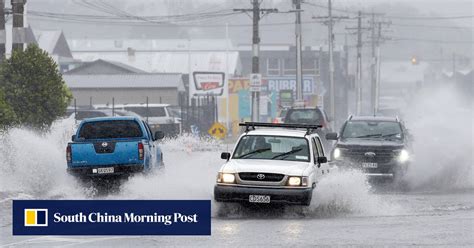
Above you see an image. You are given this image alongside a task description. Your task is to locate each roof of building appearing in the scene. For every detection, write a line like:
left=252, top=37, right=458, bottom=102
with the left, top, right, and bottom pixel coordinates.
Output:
left=65, top=59, right=146, bottom=75
left=34, top=30, right=61, bottom=53
left=68, top=39, right=234, bottom=52
left=63, top=74, right=184, bottom=91
left=68, top=39, right=241, bottom=74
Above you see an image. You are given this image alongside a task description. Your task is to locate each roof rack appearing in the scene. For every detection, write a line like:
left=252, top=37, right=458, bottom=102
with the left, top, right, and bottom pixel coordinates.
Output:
left=239, top=122, right=322, bottom=135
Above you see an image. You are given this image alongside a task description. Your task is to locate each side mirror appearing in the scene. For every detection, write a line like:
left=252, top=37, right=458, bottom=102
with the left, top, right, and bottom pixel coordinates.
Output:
left=71, top=135, right=76, bottom=141
left=325, top=132, right=338, bottom=140
left=154, top=131, right=165, bottom=140
left=221, top=152, right=231, bottom=161
left=317, top=156, right=328, bottom=164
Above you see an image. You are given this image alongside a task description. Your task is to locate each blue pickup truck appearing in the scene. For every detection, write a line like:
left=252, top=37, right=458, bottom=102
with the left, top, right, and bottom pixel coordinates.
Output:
left=66, top=116, right=164, bottom=178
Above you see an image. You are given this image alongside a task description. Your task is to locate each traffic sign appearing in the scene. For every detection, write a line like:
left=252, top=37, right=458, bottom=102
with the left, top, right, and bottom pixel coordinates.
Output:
left=249, top=73, right=262, bottom=92
left=208, top=122, right=227, bottom=139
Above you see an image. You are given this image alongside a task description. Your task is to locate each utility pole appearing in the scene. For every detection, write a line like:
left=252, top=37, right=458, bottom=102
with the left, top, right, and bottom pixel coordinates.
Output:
left=12, top=0, right=26, bottom=52
left=370, top=12, right=376, bottom=115
left=346, top=11, right=370, bottom=115
left=355, top=11, right=362, bottom=115
left=234, top=1, right=277, bottom=122
left=0, top=0, right=5, bottom=61
left=328, top=0, right=335, bottom=129
left=294, top=0, right=303, bottom=102
left=368, top=13, right=390, bottom=114
left=312, top=0, right=348, bottom=129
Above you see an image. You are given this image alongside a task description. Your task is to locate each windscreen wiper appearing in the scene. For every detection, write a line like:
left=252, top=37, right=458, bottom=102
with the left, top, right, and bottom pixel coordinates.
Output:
left=354, top=134, right=382, bottom=138
left=237, top=148, right=271, bottom=159
left=271, top=148, right=302, bottom=160
left=382, top=133, right=400, bottom=137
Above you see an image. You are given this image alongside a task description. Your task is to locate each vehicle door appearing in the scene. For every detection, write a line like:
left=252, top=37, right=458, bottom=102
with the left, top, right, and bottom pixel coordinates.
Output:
left=310, top=137, right=322, bottom=184
left=142, top=120, right=156, bottom=167
left=314, top=136, right=329, bottom=175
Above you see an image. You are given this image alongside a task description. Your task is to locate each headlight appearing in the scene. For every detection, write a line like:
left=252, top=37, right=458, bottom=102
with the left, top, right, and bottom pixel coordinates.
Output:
left=333, top=148, right=341, bottom=159
left=217, top=173, right=235, bottom=183
left=398, top=149, right=410, bottom=163
left=287, top=176, right=301, bottom=186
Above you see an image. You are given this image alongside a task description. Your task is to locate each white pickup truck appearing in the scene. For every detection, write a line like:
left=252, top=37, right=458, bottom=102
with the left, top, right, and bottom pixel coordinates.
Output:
left=95, top=103, right=181, bottom=137
left=214, top=122, right=330, bottom=206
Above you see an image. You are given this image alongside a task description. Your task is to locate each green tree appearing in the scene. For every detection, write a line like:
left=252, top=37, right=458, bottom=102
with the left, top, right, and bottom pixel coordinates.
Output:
left=0, top=45, right=72, bottom=129
left=0, top=88, right=16, bottom=128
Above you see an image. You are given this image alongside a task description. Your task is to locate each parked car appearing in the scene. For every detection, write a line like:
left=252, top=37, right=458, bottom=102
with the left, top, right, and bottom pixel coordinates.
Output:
left=326, top=115, right=412, bottom=183
left=273, top=108, right=289, bottom=123
left=66, top=116, right=164, bottom=179
left=96, top=103, right=181, bottom=137
left=214, top=122, right=330, bottom=206
left=284, top=107, right=333, bottom=152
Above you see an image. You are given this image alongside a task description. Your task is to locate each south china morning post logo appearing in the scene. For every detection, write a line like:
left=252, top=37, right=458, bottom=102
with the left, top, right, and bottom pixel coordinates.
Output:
left=13, top=200, right=211, bottom=235
left=24, top=209, right=48, bottom=227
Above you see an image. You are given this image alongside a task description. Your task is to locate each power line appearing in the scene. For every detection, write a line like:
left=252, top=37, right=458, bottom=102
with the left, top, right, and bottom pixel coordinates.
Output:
left=304, top=1, right=474, bottom=20
left=28, top=10, right=474, bottom=31
left=385, top=14, right=474, bottom=20
left=390, top=23, right=474, bottom=30
left=388, top=37, right=474, bottom=44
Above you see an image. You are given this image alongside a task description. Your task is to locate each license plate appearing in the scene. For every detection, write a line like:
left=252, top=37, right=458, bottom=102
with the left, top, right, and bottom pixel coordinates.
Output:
left=96, top=167, right=114, bottom=174
left=362, top=162, right=378, bottom=168
left=249, top=195, right=270, bottom=203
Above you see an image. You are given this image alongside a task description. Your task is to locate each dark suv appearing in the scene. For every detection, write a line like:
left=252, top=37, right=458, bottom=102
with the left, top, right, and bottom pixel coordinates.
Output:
left=326, top=116, right=412, bottom=182
left=284, top=107, right=333, bottom=151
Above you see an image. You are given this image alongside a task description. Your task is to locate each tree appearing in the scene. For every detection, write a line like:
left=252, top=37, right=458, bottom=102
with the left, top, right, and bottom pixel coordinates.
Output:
left=0, top=44, right=72, bottom=129
left=0, top=88, right=16, bottom=128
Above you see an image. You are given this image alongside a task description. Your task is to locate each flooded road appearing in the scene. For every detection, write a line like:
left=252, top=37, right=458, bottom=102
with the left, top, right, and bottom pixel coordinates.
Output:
left=0, top=119, right=473, bottom=247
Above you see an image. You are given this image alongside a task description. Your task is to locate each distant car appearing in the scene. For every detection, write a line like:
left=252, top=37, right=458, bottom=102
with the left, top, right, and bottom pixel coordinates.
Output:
left=214, top=122, right=330, bottom=206
left=69, top=109, right=114, bottom=122
left=284, top=107, right=333, bottom=152
left=326, top=115, right=412, bottom=183
left=273, top=108, right=288, bottom=123
left=67, top=116, right=164, bottom=179
left=96, top=103, right=181, bottom=137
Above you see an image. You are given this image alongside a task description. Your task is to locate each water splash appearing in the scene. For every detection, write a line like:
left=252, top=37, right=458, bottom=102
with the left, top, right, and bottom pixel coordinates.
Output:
left=0, top=117, right=86, bottom=198
left=402, top=85, right=473, bottom=191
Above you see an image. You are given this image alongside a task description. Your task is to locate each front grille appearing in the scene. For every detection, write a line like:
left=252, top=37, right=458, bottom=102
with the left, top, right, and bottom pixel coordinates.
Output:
left=238, top=172, right=285, bottom=182
left=341, top=146, right=398, bottom=163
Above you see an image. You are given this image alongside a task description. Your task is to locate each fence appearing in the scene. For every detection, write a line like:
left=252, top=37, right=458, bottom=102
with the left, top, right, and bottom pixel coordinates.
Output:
left=179, top=94, right=218, bottom=136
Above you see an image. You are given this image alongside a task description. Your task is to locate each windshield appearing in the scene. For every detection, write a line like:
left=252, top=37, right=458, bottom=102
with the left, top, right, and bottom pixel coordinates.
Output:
left=78, top=120, right=143, bottom=139
left=286, top=109, right=323, bottom=125
left=341, top=121, right=403, bottom=139
left=123, top=107, right=167, bottom=117
left=233, top=135, right=310, bottom=162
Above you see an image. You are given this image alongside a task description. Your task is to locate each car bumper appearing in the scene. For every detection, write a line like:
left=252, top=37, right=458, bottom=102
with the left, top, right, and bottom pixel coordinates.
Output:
left=214, top=184, right=312, bottom=205
left=331, top=160, right=407, bottom=180
left=67, top=164, right=144, bottom=177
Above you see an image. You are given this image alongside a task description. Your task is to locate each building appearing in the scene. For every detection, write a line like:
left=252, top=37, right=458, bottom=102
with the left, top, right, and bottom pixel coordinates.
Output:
left=235, top=44, right=350, bottom=125
left=67, top=39, right=242, bottom=75
left=5, top=26, right=78, bottom=72
left=33, top=29, right=77, bottom=72
left=64, top=59, right=146, bottom=75
left=63, top=73, right=185, bottom=107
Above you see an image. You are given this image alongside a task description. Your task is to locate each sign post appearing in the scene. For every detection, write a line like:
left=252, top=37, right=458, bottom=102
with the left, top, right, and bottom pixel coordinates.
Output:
left=249, top=73, right=261, bottom=121
left=249, top=73, right=262, bottom=92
